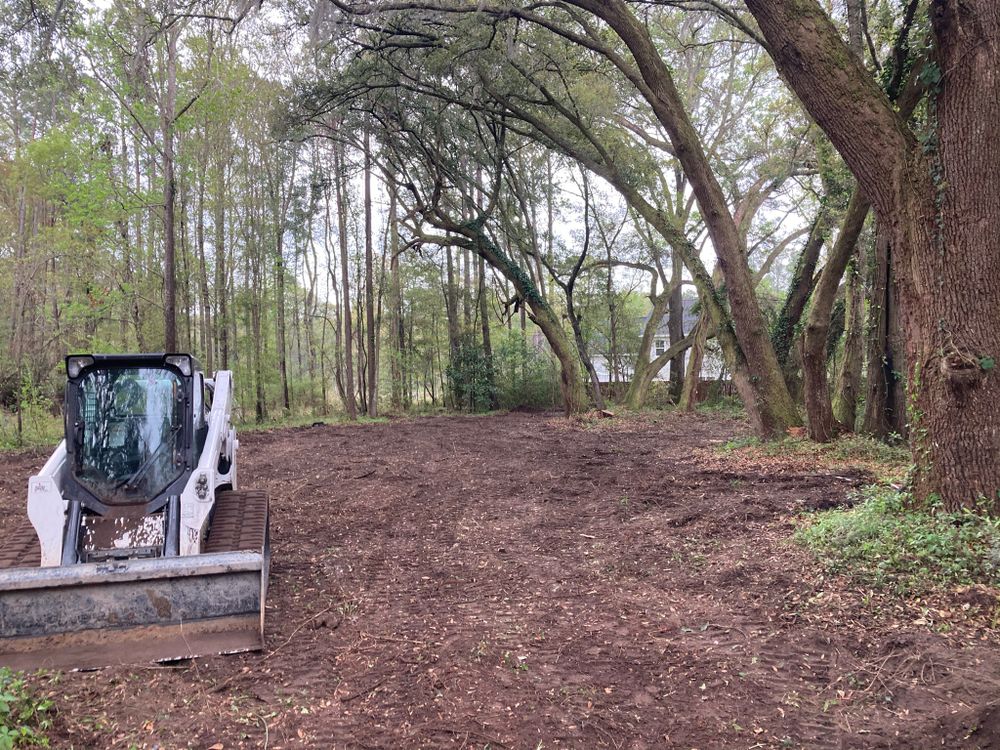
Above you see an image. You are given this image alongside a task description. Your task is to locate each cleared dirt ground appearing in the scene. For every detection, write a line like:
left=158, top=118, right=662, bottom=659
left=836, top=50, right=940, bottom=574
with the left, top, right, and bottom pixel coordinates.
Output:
left=3, top=411, right=1000, bottom=749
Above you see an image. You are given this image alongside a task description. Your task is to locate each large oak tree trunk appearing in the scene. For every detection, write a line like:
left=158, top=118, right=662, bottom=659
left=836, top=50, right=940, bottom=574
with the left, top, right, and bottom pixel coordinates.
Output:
left=746, top=0, right=1000, bottom=509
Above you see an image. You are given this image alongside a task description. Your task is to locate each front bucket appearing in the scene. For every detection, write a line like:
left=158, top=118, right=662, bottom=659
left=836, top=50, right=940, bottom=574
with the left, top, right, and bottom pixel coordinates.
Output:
left=0, top=551, right=267, bottom=670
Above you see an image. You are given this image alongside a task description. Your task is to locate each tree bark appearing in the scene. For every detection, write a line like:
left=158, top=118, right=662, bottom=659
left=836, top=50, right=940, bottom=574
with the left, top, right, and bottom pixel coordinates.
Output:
left=363, top=131, right=378, bottom=416
left=679, top=315, right=709, bottom=411
left=213, top=159, right=228, bottom=370
left=833, top=246, right=865, bottom=430
left=195, top=161, right=213, bottom=373
left=802, top=191, right=870, bottom=441
left=334, top=144, right=358, bottom=420
left=568, top=0, right=801, bottom=437
left=387, top=176, right=404, bottom=410
left=478, top=254, right=495, bottom=408
left=667, top=270, right=685, bottom=402
left=160, top=0, right=179, bottom=351
left=745, top=0, right=1000, bottom=508
left=444, top=246, right=461, bottom=360
left=772, top=216, right=827, bottom=370
left=863, top=222, right=907, bottom=439
left=273, top=147, right=298, bottom=414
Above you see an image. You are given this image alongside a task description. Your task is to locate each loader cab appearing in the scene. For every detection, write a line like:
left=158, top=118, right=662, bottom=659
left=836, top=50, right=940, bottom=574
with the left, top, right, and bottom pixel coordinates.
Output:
left=64, top=353, right=203, bottom=516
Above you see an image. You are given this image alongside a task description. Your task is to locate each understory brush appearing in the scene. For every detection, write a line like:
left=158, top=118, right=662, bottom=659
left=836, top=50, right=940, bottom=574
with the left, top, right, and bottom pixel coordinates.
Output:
left=0, top=411, right=61, bottom=452
left=720, top=432, right=910, bottom=483
left=696, top=394, right=744, bottom=418
left=0, top=669, right=52, bottom=749
left=798, top=486, right=1000, bottom=595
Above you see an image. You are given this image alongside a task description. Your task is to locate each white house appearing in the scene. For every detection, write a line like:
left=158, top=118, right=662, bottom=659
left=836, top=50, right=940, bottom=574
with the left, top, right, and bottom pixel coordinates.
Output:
left=593, top=297, right=725, bottom=385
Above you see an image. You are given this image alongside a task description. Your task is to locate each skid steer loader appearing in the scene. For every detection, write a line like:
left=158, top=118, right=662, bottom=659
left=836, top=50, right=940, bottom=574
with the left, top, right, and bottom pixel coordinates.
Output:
left=0, top=353, right=270, bottom=670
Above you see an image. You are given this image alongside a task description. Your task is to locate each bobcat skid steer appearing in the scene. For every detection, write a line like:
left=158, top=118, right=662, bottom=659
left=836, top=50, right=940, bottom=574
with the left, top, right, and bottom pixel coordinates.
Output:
left=0, top=354, right=270, bottom=670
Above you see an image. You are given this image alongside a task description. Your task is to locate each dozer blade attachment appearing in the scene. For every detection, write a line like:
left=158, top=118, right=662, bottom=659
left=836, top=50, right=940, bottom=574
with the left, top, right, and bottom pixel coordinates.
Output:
left=0, top=550, right=268, bottom=671
left=0, top=490, right=270, bottom=671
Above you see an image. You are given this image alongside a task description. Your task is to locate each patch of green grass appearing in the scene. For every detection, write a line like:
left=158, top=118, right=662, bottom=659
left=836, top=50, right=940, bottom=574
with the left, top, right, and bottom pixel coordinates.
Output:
left=825, top=434, right=910, bottom=466
left=236, top=413, right=390, bottom=432
left=720, top=436, right=761, bottom=453
left=797, top=486, right=1000, bottom=595
left=0, top=411, right=62, bottom=453
left=696, top=395, right=745, bottom=418
left=0, top=669, right=52, bottom=749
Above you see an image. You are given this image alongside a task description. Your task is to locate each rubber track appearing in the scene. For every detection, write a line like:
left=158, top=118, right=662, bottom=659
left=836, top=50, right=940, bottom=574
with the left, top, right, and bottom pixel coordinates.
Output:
left=0, top=523, right=40, bottom=569
left=204, top=489, right=269, bottom=554
left=0, top=489, right=268, bottom=569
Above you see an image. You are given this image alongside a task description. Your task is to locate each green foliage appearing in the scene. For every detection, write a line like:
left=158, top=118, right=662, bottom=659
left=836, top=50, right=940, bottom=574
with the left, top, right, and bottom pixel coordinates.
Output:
left=697, top=394, right=745, bottom=418
left=720, top=435, right=761, bottom=453
left=0, top=373, right=62, bottom=451
left=0, top=669, right=52, bottom=749
left=446, top=334, right=496, bottom=413
left=798, top=486, right=1000, bottom=594
left=825, top=434, right=910, bottom=465
left=492, top=331, right=561, bottom=411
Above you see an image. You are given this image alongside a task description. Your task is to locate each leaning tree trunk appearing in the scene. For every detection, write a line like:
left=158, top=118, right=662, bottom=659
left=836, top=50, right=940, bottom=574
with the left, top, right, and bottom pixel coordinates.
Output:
left=679, top=315, right=709, bottom=411
left=624, top=290, right=670, bottom=410
left=746, top=0, right=1000, bottom=510
left=448, top=221, right=588, bottom=415
left=569, top=0, right=801, bottom=438
left=833, top=245, right=865, bottom=430
left=772, top=216, right=827, bottom=372
left=667, top=279, right=685, bottom=402
left=626, top=334, right=695, bottom=411
left=802, top=191, right=869, bottom=441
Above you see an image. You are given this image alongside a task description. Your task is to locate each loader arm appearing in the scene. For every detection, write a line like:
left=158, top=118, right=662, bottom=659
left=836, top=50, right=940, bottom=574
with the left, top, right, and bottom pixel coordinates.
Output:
left=179, top=369, right=239, bottom=557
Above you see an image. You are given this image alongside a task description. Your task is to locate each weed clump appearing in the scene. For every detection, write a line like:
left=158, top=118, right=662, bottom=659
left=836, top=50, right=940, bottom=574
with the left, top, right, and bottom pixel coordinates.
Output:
left=0, top=668, right=53, bottom=748
left=798, top=486, right=1000, bottom=594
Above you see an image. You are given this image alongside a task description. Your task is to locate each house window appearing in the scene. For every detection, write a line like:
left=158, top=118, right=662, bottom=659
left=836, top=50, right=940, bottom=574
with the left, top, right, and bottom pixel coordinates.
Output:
left=654, top=339, right=666, bottom=357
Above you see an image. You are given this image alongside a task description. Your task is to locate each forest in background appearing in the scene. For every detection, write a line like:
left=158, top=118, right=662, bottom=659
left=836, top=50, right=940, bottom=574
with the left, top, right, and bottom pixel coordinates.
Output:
left=3, top=0, right=999, bottom=511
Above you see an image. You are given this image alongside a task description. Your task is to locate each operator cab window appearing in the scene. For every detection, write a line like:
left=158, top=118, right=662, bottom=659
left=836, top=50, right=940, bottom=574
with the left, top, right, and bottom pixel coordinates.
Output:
left=74, top=367, right=185, bottom=505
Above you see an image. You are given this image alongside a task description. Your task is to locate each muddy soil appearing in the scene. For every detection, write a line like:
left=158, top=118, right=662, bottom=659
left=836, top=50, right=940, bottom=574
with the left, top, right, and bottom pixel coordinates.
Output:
left=2, top=412, right=1000, bottom=749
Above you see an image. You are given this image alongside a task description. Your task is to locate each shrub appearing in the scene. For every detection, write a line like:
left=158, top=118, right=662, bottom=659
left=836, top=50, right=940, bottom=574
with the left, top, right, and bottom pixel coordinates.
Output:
left=446, top=334, right=496, bottom=413
left=797, top=486, right=1000, bottom=594
left=492, top=332, right=561, bottom=411
left=0, top=669, right=52, bottom=749
left=0, top=373, right=62, bottom=451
